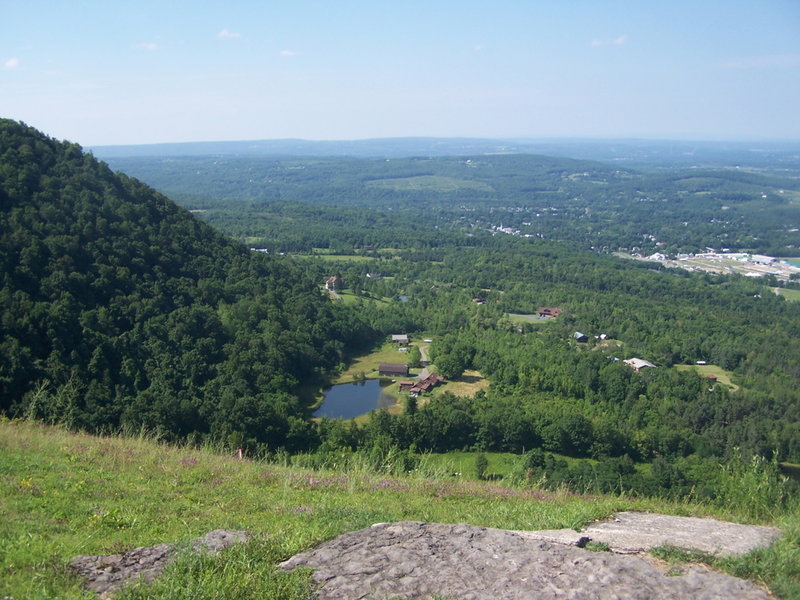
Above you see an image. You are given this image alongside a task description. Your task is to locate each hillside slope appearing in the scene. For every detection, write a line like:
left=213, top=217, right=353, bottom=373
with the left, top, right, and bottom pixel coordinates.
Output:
left=1, top=419, right=798, bottom=599
left=0, top=119, right=373, bottom=449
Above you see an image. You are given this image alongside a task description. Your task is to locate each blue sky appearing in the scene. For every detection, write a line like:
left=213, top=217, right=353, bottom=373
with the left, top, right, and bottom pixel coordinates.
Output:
left=2, top=0, right=799, bottom=145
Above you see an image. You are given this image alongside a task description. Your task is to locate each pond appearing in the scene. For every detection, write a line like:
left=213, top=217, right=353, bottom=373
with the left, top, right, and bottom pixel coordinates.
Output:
left=313, top=379, right=396, bottom=419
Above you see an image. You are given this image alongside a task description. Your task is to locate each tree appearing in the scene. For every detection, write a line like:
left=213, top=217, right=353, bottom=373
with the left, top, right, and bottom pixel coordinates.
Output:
left=474, top=453, right=489, bottom=480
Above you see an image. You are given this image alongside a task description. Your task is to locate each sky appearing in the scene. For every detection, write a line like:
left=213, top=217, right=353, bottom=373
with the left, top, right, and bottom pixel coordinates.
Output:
left=2, top=0, right=799, bottom=146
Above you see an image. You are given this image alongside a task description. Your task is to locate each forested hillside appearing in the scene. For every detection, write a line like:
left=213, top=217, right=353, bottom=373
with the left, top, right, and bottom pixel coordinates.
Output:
left=0, top=119, right=375, bottom=449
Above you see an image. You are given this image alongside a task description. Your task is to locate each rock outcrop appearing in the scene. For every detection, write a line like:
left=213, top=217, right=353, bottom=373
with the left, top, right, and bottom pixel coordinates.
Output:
left=517, top=511, right=782, bottom=556
left=279, top=521, right=774, bottom=600
left=69, top=529, right=250, bottom=598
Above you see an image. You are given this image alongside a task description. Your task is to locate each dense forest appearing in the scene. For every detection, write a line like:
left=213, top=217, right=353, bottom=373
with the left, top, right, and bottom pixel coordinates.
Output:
left=3, top=119, right=800, bottom=506
left=0, top=119, right=377, bottom=449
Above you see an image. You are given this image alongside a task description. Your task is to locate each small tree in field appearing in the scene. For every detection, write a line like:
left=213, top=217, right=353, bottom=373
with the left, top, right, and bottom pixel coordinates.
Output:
left=475, top=453, right=489, bottom=480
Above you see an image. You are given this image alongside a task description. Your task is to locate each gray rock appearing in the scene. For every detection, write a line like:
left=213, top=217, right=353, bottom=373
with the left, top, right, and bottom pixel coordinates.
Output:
left=279, top=521, right=773, bottom=600
left=69, top=529, right=250, bottom=598
left=581, top=511, right=782, bottom=556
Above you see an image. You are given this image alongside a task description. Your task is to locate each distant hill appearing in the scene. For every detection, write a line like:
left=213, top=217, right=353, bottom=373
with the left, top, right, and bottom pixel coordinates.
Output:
left=100, top=151, right=800, bottom=256
left=91, top=136, right=800, bottom=170
left=0, top=119, right=373, bottom=449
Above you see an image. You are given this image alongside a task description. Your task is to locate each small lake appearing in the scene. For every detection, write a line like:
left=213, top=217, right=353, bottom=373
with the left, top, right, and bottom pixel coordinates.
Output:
left=313, top=379, right=396, bottom=419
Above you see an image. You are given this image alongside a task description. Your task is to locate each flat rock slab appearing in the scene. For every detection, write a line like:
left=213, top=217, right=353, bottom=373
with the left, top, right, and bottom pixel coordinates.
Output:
left=582, top=511, right=782, bottom=556
left=70, top=529, right=250, bottom=598
left=519, top=511, right=782, bottom=557
left=279, top=521, right=772, bottom=600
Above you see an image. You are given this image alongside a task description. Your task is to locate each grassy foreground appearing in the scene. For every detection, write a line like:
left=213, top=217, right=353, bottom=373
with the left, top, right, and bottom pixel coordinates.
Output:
left=1, top=418, right=798, bottom=599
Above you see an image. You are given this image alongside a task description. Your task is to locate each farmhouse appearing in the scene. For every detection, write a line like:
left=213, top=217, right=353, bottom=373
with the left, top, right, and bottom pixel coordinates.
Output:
left=399, top=373, right=447, bottom=394
left=538, top=307, right=564, bottom=318
left=379, top=363, right=409, bottom=377
left=391, top=334, right=409, bottom=345
left=325, top=275, right=342, bottom=292
left=624, top=358, right=657, bottom=372
left=573, top=331, right=589, bottom=343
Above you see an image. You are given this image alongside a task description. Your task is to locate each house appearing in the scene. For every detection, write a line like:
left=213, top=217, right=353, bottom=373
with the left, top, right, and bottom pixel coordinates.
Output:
left=573, top=331, right=589, bottom=343
left=472, top=297, right=487, bottom=305
left=366, top=273, right=383, bottom=279
left=399, top=373, right=446, bottom=394
left=325, top=275, right=342, bottom=292
left=624, top=358, right=657, bottom=371
left=538, top=307, right=564, bottom=318
left=391, top=334, right=409, bottom=345
left=379, top=363, right=409, bottom=377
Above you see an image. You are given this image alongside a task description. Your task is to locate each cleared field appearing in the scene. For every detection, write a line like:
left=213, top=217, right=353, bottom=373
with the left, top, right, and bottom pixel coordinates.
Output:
left=365, top=175, right=493, bottom=193
left=420, top=451, right=519, bottom=479
left=773, top=287, right=800, bottom=302
left=299, top=253, right=378, bottom=262
left=429, top=369, right=489, bottom=399
left=336, top=290, right=391, bottom=306
left=675, top=363, right=739, bottom=391
left=506, top=313, right=553, bottom=325
left=334, top=342, right=415, bottom=384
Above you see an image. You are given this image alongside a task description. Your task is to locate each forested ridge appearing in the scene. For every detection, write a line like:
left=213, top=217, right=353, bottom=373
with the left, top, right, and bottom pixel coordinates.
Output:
left=0, top=119, right=375, bottom=448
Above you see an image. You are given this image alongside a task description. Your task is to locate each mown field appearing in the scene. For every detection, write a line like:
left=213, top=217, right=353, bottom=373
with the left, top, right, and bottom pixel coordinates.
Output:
left=674, top=363, right=740, bottom=392
left=2, top=419, right=798, bottom=599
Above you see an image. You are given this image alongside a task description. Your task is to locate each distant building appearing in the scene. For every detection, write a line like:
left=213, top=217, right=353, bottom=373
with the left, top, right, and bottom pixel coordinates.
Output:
left=573, top=331, right=589, bottom=343
left=379, top=363, right=409, bottom=377
left=325, top=275, right=342, bottom=292
left=391, top=334, right=409, bottom=345
left=624, top=358, right=656, bottom=371
left=472, top=297, right=487, bottom=304
left=751, top=254, right=775, bottom=265
left=538, top=307, right=564, bottom=318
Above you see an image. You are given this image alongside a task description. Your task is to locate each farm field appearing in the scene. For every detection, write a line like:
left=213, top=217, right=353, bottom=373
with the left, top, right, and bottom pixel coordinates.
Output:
left=675, top=364, right=739, bottom=391
left=333, top=342, right=418, bottom=384
left=773, top=287, right=800, bottom=302
left=506, top=313, right=554, bottom=325
left=429, top=369, right=489, bottom=399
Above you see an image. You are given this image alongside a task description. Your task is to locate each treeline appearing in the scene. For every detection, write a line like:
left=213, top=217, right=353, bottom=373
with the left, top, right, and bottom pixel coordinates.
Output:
left=0, top=119, right=378, bottom=449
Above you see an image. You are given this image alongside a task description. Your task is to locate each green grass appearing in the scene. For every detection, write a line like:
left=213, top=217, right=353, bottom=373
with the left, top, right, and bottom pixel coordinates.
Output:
left=675, top=363, right=740, bottom=391
left=1, top=419, right=798, bottom=599
left=419, top=452, right=519, bottom=479
left=505, top=313, right=553, bottom=325
left=774, top=287, right=800, bottom=302
left=335, top=290, right=391, bottom=306
left=333, top=342, right=413, bottom=384
left=298, top=253, right=378, bottom=262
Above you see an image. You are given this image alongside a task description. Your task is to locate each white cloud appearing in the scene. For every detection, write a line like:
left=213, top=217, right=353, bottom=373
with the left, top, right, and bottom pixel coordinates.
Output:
left=279, top=50, right=297, bottom=56
left=135, top=42, right=158, bottom=51
left=217, top=28, right=241, bottom=39
left=591, top=35, right=627, bottom=47
left=4, top=57, right=20, bottom=69
left=723, top=54, right=800, bottom=69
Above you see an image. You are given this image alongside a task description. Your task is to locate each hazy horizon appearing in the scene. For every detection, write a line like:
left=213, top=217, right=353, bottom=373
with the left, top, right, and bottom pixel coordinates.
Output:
left=4, top=1, right=799, bottom=146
